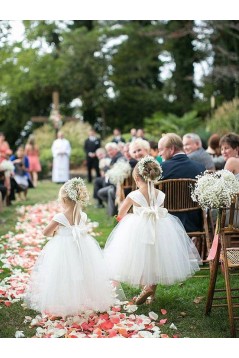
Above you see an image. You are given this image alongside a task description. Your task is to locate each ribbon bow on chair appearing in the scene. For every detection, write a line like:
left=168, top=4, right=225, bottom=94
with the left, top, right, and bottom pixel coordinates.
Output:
left=139, top=206, right=168, bottom=245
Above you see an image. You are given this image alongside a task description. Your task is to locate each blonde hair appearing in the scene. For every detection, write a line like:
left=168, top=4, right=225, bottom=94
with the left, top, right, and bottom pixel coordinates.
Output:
left=129, top=138, right=150, bottom=156
left=58, top=177, right=90, bottom=224
left=159, top=133, right=183, bottom=151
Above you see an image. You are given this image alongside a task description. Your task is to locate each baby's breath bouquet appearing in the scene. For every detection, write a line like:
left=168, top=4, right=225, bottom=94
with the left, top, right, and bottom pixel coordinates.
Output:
left=0, top=160, right=14, bottom=177
left=191, top=170, right=239, bottom=210
left=107, top=159, right=132, bottom=185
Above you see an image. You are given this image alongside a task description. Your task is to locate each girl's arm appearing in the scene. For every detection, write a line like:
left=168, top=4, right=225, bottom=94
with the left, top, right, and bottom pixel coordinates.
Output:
left=43, top=220, right=59, bottom=237
left=118, top=196, right=133, bottom=218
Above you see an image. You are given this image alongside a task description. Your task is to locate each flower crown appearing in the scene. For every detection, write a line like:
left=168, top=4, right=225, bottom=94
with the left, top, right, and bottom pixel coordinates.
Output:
left=137, top=156, right=162, bottom=182
left=63, top=177, right=90, bottom=207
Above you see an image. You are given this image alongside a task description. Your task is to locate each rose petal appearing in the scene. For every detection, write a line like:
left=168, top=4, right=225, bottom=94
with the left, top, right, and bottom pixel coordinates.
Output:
left=169, top=323, right=177, bottom=330
left=149, top=311, right=158, bottom=320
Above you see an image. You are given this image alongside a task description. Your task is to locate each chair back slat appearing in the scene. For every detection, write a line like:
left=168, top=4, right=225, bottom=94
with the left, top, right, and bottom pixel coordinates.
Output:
left=155, top=178, right=199, bottom=212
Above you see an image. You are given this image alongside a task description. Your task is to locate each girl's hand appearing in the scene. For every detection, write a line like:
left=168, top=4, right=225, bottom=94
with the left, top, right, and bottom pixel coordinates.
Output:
left=114, top=215, right=122, bottom=222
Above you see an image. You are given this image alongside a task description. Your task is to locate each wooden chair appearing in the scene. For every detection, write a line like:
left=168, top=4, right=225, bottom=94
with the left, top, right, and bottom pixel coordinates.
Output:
left=155, top=178, right=213, bottom=262
left=116, top=174, right=136, bottom=203
left=205, top=193, right=239, bottom=337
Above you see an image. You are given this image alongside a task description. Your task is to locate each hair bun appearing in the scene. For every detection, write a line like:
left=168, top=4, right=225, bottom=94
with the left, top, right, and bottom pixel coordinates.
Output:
left=137, top=156, right=162, bottom=182
left=63, top=177, right=90, bottom=207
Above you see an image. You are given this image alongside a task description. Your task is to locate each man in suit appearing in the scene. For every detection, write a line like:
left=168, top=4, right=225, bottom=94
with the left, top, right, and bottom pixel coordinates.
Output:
left=84, top=129, right=101, bottom=183
left=182, top=133, right=215, bottom=171
left=158, top=133, right=206, bottom=232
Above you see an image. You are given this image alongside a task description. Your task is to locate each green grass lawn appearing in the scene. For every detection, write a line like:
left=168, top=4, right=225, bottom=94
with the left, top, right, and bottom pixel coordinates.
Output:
left=0, top=180, right=233, bottom=338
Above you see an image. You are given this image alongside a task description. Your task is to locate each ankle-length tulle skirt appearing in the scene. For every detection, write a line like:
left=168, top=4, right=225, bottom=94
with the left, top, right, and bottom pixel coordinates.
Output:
left=104, top=213, right=202, bottom=287
left=24, top=231, right=118, bottom=317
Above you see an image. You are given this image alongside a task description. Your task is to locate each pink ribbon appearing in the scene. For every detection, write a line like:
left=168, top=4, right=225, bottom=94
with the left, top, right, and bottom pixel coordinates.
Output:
left=207, top=233, right=219, bottom=261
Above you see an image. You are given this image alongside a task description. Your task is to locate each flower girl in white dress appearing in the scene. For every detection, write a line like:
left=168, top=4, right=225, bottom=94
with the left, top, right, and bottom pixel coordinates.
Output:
left=25, top=177, right=118, bottom=318
left=104, top=156, right=201, bottom=305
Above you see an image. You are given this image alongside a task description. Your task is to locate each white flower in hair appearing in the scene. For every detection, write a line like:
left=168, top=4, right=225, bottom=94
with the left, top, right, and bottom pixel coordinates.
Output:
left=64, top=177, right=90, bottom=207
left=137, top=156, right=162, bottom=181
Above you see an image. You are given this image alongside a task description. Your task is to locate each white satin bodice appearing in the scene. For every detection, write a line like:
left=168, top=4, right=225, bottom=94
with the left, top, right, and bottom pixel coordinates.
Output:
left=128, top=190, right=168, bottom=244
left=128, top=189, right=166, bottom=211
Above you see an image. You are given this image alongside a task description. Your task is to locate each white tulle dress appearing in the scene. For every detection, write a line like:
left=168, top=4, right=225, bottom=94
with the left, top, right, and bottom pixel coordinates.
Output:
left=104, top=189, right=201, bottom=287
left=24, top=212, right=117, bottom=317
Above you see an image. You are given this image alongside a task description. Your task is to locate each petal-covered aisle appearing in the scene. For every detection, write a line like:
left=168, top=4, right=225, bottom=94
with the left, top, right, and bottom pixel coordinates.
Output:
left=0, top=202, right=178, bottom=338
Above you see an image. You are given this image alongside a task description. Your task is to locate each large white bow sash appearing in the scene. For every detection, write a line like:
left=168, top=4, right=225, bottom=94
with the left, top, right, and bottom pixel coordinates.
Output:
left=71, top=226, right=88, bottom=280
left=138, top=206, right=168, bottom=245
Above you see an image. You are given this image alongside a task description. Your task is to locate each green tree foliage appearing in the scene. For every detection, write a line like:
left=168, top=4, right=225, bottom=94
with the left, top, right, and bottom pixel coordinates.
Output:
left=162, top=21, right=196, bottom=116
left=200, top=21, right=239, bottom=105
left=107, top=21, right=164, bottom=129
left=1, top=20, right=239, bottom=147
left=144, top=110, right=201, bottom=139
left=206, top=98, right=239, bottom=135
left=58, top=26, right=109, bottom=127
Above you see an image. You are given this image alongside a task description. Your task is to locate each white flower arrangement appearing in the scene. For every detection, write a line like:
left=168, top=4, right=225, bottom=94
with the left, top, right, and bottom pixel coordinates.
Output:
left=0, top=160, right=15, bottom=173
left=64, top=177, right=90, bottom=207
left=107, top=159, right=132, bottom=185
left=137, top=156, right=162, bottom=182
left=191, top=169, right=239, bottom=210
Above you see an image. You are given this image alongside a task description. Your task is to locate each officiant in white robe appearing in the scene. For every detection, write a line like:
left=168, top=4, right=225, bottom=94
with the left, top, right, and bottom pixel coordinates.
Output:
left=51, top=131, right=71, bottom=183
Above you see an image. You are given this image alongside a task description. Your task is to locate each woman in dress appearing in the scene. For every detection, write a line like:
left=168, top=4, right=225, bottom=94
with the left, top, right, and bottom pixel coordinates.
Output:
left=0, top=132, right=12, bottom=163
left=25, top=134, right=42, bottom=187
left=206, top=133, right=225, bottom=170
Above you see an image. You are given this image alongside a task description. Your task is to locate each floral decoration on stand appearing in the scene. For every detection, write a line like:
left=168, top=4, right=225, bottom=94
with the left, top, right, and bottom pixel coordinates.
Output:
left=107, top=160, right=132, bottom=185
left=191, top=170, right=239, bottom=211
left=191, top=169, right=239, bottom=236
left=0, top=160, right=15, bottom=177
left=107, top=160, right=132, bottom=206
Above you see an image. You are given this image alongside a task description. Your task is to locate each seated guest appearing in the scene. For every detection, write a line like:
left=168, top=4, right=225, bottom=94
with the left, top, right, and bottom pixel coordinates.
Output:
left=158, top=133, right=206, bottom=232
left=219, top=132, right=239, bottom=178
left=95, top=147, right=111, bottom=177
left=113, top=138, right=150, bottom=204
left=149, top=140, right=163, bottom=164
left=129, top=138, right=150, bottom=162
left=117, top=141, right=126, bottom=156
left=206, top=133, right=225, bottom=170
left=93, top=142, right=123, bottom=210
left=183, top=133, right=215, bottom=171
left=122, top=142, right=138, bottom=169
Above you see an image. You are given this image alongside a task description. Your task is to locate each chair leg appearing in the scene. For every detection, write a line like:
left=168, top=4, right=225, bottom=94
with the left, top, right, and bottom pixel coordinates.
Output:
left=205, top=241, right=221, bottom=315
left=223, top=257, right=236, bottom=337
